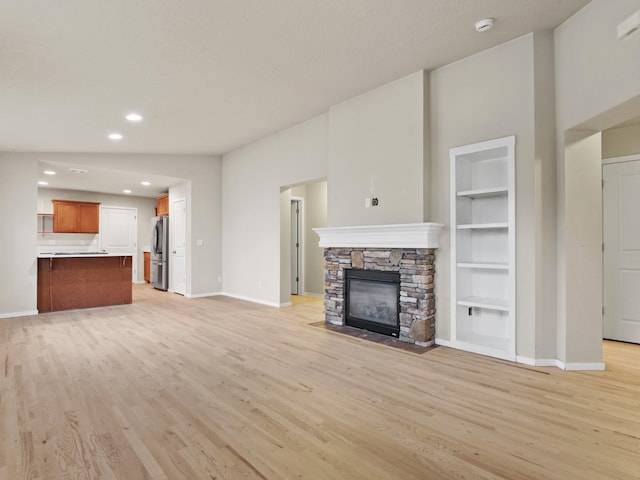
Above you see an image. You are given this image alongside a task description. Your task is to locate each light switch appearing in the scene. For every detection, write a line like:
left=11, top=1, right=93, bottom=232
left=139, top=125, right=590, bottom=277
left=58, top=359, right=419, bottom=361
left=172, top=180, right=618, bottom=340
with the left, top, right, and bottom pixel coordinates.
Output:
left=196, top=239, right=203, bottom=246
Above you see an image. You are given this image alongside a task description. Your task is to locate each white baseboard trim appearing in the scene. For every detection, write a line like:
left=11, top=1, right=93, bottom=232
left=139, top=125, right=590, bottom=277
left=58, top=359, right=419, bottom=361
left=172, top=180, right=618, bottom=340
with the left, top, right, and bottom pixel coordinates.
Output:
left=519, top=358, right=605, bottom=370
left=280, top=302, right=293, bottom=307
left=186, top=292, right=223, bottom=299
left=560, top=361, right=606, bottom=371
left=439, top=345, right=606, bottom=371
left=1, top=310, right=38, bottom=319
left=516, top=356, right=563, bottom=368
left=219, top=292, right=282, bottom=308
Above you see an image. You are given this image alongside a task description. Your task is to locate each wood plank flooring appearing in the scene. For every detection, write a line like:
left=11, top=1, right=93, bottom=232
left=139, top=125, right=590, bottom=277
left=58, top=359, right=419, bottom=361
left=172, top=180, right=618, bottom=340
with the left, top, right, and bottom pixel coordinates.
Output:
left=1, top=285, right=639, bottom=479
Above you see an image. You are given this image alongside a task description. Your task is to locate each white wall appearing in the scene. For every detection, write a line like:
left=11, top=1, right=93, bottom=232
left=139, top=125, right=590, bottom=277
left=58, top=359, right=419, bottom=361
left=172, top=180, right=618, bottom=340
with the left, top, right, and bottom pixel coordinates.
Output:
left=0, top=157, right=39, bottom=317
left=304, top=181, right=327, bottom=295
left=328, top=71, right=428, bottom=226
left=555, top=0, right=640, bottom=133
left=222, top=115, right=328, bottom=306
left=554, top=0, right=640, bottom=366
left=563, top=131, right=603, bottom=364
left=602, top=124, right=640, bottom=158
left=280, top=187, right=292, bottom=305
left=532, top=31, right=560, bottom=360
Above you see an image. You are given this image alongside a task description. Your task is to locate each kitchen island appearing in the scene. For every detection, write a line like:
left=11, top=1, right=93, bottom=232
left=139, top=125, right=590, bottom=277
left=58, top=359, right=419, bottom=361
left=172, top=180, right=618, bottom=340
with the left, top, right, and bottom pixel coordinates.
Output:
left=37, top=252, right=132, bottom=313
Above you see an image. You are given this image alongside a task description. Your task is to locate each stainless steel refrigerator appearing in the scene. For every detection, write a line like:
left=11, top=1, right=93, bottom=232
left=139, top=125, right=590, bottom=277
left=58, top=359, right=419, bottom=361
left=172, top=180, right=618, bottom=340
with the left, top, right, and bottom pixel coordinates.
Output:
left=150, top=216, right=169, bottom=290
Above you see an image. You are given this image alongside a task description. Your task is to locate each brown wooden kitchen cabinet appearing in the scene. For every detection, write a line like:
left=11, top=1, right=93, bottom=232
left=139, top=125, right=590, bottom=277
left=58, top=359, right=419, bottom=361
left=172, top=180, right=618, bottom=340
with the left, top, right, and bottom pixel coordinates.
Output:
left=52, top=200, right=101, bottom=233
left=38, top=256, right=132, bottom=313
left=156, top=194, right=169, bottom=216
left=144, top=251, right=150, bottom=282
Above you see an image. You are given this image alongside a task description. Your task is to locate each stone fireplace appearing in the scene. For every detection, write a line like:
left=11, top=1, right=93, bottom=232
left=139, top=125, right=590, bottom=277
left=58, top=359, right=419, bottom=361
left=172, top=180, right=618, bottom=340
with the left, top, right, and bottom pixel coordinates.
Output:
left=314, top=223, right=443, bottom=346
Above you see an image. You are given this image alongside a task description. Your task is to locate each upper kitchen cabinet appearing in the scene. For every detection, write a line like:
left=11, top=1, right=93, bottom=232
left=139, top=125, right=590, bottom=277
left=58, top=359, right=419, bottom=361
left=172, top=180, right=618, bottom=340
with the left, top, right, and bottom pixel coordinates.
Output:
left=156, top=194, right=169, bottom=216
left=52, top=200, right=101, bottom=233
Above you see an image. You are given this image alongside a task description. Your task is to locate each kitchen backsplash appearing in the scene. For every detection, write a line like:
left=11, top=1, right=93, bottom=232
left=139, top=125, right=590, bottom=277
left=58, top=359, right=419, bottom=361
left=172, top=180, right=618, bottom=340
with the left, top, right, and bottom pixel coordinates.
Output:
left=37, top=233, right=100, bottom=247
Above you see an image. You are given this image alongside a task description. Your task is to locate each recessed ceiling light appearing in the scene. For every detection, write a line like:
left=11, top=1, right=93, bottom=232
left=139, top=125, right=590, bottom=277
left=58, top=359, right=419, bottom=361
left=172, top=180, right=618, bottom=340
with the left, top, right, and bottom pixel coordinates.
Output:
left=475, top=18, right=494, bottom=32
left=44, top=170, right=56, bottom=175
left=108, top=133, right=123, bottom=141
left=69, top=168, right=89, bottom=174
left=123, top=189, right=132, bottom=194
left=126, top=113, right=143, bottom=122
left=141, top=181, right=151, bottom=186
left=38, top=181, right=48, bottom=185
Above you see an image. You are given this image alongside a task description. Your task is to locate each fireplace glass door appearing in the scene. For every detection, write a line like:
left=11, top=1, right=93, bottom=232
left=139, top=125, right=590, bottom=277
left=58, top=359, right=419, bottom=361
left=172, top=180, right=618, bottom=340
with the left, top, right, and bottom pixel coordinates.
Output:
left=345, top=269, right=400, bottom=337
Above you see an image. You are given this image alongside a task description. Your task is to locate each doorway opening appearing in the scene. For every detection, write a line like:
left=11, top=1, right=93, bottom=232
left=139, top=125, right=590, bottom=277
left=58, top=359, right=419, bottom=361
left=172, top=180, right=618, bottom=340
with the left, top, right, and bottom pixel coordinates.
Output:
left=279, top=180, right=328, bottom=306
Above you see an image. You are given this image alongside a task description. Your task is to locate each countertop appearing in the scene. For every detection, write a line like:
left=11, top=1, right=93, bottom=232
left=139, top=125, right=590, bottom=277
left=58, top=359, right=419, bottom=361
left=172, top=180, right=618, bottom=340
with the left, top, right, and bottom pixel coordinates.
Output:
left=37, top=250, right=134, bottom=259
left=38, top=246, right=133, bottom=258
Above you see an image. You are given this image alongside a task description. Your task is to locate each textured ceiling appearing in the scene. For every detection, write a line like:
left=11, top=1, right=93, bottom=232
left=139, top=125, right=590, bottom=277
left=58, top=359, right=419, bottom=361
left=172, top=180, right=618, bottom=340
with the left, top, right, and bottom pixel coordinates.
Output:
left=1, top=0, right=589, bottom=156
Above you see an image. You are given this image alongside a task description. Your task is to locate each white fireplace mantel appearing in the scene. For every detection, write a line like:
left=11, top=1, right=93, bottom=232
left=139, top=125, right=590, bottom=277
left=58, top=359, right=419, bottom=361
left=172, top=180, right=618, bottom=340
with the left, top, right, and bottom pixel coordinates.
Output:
left=313, top=223, right=444, bottom=249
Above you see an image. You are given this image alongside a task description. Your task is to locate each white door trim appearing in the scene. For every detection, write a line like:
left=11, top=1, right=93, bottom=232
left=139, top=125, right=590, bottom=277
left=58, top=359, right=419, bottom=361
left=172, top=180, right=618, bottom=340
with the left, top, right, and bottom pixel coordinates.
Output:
left=171, top=197, right=187, bottom=296
left=291, top=197, right=304, bottom=295
left=602, top=153, right=640, bottom=165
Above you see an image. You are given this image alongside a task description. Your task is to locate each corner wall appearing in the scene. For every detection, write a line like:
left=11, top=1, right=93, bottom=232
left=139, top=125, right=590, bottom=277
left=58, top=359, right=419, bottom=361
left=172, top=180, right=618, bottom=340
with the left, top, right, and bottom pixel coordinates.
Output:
left=554, top=0, right=640, bottom=366
left=430, top=34, right=546, bottom=359
left=0, top=157, right=38, bottom=317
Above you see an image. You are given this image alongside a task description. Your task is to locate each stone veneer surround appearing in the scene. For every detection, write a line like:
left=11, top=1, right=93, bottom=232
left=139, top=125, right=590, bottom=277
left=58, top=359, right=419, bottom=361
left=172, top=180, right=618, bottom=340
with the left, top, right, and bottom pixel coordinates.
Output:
left=324, top=247, right=436, bottom=345
left=314, top=223, right=443, bottom=347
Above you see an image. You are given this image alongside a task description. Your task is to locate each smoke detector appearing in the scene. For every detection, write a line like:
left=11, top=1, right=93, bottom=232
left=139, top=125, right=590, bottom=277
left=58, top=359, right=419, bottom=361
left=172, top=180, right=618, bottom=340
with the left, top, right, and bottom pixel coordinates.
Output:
left=475, top=18, right=494, bottom=33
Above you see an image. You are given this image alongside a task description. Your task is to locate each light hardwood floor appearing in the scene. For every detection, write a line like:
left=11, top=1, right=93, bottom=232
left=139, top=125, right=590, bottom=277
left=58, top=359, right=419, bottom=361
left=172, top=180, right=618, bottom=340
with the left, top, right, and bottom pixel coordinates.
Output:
left=1, top=285, right=639, bottom=479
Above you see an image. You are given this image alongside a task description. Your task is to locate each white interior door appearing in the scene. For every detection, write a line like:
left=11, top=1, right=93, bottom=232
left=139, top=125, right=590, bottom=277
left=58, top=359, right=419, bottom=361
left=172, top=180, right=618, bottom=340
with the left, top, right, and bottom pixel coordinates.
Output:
left=172, top=198, right=187, bottom=295
left=603, top=159, right=640, bottom=343
left=100, top=206, right=137, bottom=282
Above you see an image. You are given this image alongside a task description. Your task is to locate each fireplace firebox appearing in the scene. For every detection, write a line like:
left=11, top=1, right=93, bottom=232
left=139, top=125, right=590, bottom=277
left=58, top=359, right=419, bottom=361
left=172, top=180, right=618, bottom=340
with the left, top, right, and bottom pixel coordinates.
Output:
left=344, top=269, right=400, bottom=337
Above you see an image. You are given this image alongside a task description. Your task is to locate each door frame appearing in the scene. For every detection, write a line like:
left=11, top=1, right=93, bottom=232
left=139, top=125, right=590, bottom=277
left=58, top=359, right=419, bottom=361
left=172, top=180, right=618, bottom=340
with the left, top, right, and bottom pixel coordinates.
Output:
left=171, top=196, right=187, bottom=296
left=291, top=197, right=304, bottom=295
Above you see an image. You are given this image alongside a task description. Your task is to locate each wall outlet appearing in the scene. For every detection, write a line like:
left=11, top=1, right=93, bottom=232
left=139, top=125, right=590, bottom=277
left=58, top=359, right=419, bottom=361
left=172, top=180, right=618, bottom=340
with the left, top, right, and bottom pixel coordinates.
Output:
left=196, top=239, right=203, bottom=246
left=371, top=197, right=379, bottom=206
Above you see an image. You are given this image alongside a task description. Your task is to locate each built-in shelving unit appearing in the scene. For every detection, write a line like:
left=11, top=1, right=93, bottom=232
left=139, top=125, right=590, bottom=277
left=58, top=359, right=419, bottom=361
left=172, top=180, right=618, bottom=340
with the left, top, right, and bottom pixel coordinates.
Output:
left=450, top=135, right=516, bottom=361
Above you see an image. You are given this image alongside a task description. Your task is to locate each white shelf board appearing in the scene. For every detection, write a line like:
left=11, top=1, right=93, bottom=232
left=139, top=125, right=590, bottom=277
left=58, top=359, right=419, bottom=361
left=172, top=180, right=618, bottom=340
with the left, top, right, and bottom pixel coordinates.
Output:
left=457, top=296, right=509, bottom=311
left=457, top=223, right=508, bottom=230
left=457, top=187, right=508, bottom=198
left=457, top=262, right=508, bottom=270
